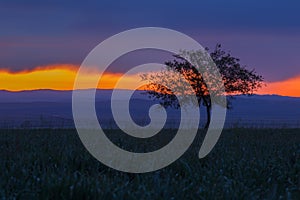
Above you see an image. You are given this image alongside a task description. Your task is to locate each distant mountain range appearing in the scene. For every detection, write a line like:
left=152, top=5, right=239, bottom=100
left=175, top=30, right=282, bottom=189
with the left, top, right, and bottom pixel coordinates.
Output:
left=0, top=89, right=300, bottom=128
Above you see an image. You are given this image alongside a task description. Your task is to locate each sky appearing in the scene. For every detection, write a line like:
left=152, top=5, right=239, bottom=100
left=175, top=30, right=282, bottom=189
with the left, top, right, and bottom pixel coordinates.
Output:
left=0, top=0, right=300, bottom=96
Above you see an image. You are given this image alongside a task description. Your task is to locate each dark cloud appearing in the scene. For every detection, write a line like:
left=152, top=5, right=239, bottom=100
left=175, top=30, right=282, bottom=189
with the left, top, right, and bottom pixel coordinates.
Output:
left=0, top=0, right=300, bottom=81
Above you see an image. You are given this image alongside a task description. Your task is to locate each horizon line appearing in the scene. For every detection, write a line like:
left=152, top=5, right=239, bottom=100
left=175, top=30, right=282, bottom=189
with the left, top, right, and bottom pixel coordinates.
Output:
left=1, top=88, right=300, bottom=98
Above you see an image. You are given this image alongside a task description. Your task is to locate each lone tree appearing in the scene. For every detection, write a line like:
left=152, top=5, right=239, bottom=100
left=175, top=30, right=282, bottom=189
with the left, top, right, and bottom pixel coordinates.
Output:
left=141, top=44, right=264, bottom=128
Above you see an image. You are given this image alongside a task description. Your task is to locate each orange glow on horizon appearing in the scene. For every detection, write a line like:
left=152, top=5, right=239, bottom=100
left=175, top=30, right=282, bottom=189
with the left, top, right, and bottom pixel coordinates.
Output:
left=1, top=64, right=300, bottom=97
left=257, top=76, right=300, bottom=97
left=0, top=64, right=140, bottom=91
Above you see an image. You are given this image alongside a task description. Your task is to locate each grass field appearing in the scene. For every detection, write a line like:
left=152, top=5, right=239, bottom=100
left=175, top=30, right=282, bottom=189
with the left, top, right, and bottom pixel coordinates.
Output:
left=0, top=128, right=299, bottom=199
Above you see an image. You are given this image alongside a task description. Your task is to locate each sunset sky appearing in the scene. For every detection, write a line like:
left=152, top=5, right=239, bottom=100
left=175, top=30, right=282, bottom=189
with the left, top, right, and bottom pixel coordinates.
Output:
left=1, top=0, right=300, bottom=96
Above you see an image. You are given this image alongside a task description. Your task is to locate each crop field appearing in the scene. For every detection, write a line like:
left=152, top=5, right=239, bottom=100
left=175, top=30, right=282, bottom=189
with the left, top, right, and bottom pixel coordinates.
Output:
left=0, top=128, right=299, bottom=199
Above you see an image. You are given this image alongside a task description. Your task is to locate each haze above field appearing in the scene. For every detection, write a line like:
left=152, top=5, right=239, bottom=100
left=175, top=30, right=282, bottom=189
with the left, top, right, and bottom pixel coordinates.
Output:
left=1, top=89, right=299, bottom=129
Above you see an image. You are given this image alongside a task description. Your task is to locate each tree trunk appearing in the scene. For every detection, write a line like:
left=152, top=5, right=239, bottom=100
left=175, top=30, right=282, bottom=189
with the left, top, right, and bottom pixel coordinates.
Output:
left=204, top=105, right=211, bottom=129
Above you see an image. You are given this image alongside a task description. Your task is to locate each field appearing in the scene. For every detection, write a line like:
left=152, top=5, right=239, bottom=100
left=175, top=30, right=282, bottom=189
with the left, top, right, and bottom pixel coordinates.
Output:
left=0, top=128, right=299, bottom=199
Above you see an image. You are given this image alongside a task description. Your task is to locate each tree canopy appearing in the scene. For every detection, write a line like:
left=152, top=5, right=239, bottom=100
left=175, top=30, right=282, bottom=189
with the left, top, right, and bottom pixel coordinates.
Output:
left=141, top=44, right=264, bottom=128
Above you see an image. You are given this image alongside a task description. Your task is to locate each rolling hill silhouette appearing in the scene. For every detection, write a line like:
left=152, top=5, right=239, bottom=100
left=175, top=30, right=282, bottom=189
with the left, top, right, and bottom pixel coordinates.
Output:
left=1, top=89, right=300, bottom=128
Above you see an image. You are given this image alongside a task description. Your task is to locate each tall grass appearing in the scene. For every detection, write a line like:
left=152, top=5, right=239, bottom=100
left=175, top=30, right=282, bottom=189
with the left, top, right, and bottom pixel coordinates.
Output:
left=0, top=128, right=299, bottom=199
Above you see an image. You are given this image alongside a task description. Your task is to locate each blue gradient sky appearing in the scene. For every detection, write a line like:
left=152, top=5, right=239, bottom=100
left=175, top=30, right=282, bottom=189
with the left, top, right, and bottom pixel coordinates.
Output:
left=1, top=0, right=299, bottom=82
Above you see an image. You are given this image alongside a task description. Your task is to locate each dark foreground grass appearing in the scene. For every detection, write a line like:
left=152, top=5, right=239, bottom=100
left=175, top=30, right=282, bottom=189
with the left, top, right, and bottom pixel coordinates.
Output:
left=0, top=128, right=299, bottom=199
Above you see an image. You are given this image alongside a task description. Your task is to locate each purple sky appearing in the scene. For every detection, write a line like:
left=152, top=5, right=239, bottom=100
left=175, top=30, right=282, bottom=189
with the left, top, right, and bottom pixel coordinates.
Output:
left=0, top=0, right=299, bottom=82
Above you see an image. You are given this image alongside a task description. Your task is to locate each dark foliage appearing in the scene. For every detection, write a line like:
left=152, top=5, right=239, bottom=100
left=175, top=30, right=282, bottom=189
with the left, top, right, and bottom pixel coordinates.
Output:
left=142, top=44, right=264, bottom=128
